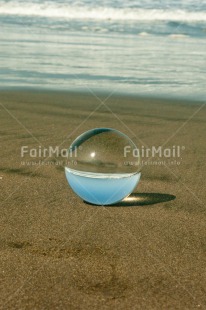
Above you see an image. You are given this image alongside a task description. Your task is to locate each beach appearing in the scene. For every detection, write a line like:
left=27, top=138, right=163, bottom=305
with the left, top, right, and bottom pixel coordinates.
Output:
left=0, top=90, right=206, bottom=309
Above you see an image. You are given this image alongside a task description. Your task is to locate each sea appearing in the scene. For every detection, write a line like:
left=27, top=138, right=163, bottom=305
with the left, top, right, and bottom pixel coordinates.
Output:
left=0, top=0, right=206, bottom=100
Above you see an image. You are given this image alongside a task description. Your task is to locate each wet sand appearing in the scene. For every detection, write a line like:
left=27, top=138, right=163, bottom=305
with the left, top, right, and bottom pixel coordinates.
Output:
left=0, top=90, right=206, bottom=309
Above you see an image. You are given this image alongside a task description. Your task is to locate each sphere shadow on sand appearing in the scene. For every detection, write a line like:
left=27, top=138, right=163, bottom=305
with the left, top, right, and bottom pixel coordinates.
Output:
left=84, top=193, right=176, bottom=207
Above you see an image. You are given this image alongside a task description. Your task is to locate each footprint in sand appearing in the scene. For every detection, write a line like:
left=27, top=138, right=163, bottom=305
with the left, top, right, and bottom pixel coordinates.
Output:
left=6, top=238, right=130, bottom=299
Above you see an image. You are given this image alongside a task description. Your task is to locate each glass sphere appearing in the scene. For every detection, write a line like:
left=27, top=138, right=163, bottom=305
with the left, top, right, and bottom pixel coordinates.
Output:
left=65, top=128, right=141, bottom=205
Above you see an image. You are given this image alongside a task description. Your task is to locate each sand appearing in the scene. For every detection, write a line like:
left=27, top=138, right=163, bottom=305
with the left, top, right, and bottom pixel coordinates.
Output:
left=0, top=90, right=206, bottom=309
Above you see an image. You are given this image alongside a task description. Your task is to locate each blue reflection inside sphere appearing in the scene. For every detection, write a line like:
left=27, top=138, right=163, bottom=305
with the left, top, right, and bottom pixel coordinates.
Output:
left=65, top=128, right=141, bottom=205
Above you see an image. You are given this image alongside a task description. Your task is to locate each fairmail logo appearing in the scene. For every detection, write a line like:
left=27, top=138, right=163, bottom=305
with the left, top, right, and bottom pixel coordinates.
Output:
left=124, top=145, right=185, bottom=158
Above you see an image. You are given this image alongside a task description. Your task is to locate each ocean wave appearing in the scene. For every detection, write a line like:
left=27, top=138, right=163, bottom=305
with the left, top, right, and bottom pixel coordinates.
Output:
left=0, top=2, right=206, bottom=22
left=169, top=34, right=189, bottom=39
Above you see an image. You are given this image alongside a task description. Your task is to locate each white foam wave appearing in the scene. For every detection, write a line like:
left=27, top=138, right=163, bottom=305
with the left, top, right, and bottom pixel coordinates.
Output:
left=169, top=34, right=189, bottom=38
left=0, top=2, right=206, bottom=22
left=138, top=32, right=150, bottom=36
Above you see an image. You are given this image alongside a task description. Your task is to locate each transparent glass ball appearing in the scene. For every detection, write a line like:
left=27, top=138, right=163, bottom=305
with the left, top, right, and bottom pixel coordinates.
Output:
left=65, top=128, right=141, bottom=205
